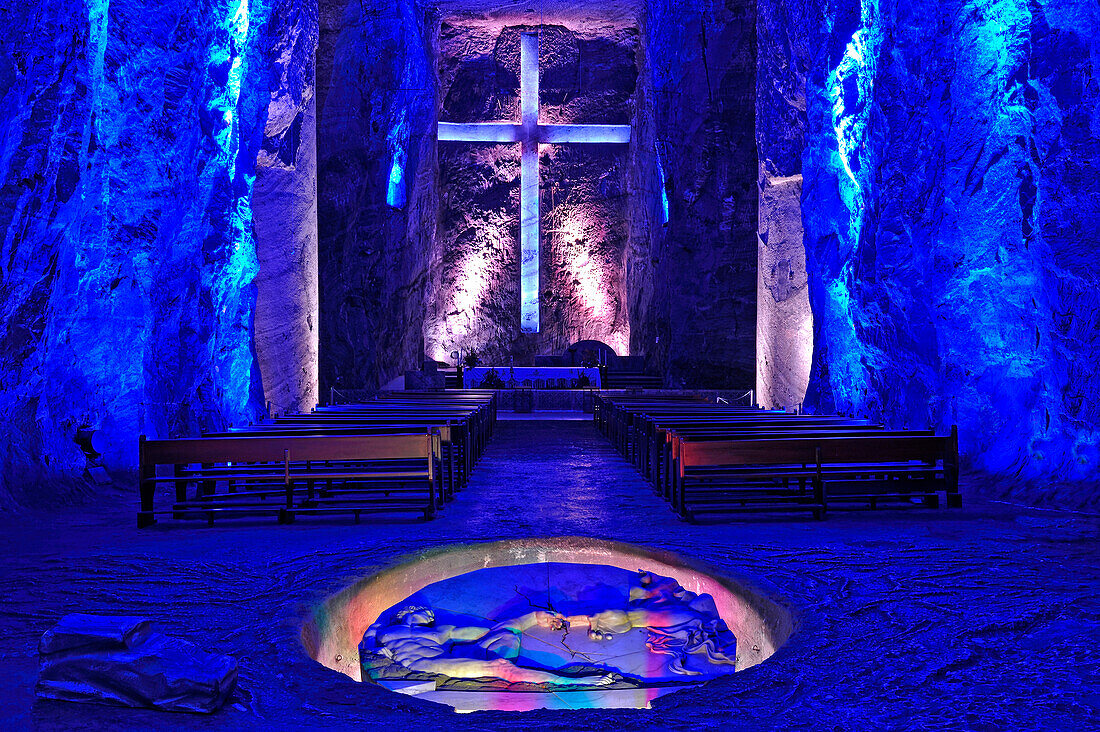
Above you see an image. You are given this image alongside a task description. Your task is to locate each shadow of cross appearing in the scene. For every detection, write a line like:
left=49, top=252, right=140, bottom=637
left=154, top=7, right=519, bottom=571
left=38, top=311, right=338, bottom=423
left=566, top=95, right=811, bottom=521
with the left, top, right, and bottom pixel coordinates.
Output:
left=438, top=30, right=632, bottom=334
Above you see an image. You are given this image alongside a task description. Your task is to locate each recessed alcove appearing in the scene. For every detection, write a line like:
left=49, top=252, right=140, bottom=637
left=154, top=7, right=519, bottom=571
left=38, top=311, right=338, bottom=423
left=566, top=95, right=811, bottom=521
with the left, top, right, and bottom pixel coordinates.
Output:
left=315, top=0, right=758, bottom=394
left=301, top=537, right=792, bottom=711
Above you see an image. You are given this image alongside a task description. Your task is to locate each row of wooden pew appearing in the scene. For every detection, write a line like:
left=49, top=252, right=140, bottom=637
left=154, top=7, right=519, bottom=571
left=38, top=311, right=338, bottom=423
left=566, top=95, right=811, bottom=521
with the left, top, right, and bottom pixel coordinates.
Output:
left=137, top=392, right=497, bottom=528
left=594, top=394, right=960, bottom=521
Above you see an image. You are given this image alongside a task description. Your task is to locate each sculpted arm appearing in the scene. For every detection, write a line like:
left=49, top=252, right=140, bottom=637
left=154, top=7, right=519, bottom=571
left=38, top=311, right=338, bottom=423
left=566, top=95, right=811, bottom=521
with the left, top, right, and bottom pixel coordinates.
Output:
left=491, top=610, right=564, bottom=633
left=439, top=624, right=492, bottom=642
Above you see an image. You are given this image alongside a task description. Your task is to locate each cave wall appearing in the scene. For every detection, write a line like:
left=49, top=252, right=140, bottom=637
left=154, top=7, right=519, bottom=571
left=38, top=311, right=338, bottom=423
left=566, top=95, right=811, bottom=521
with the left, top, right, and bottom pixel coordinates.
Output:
left=641, top=0, right=758, bottom=389
left=253, top=1, right=320, bottom=415
left=754, top=0, right=817, bottom=408
left=317, top=0, right=436, bottom=393
left=317, top=0, right=758, bottom=383
left=758, top=0, right=1100, bottom=505
left=424, top=20, right=637, bottom=364
left=0, top=0, right=308, bottom=507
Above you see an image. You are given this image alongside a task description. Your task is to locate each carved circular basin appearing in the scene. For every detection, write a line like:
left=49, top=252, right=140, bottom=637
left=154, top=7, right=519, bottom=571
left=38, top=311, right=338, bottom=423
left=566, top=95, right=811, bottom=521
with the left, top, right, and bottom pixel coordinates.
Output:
left=302, top=537, right=792, bottom=711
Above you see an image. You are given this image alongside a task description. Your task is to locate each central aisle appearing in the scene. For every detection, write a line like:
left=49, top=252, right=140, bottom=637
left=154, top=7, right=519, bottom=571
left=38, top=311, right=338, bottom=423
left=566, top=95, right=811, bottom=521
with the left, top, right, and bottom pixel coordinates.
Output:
left=443, top=417, right=673, bottom=535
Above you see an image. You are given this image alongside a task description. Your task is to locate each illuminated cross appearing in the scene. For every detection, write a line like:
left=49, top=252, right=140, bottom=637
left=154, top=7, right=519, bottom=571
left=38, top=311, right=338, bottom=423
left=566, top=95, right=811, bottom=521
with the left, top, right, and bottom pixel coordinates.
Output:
left=438, top=31, right=631, bottom=333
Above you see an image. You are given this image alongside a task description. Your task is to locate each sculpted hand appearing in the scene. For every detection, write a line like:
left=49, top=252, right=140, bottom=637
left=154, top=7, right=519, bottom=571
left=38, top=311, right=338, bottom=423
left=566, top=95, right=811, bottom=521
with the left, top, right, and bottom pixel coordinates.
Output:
left=535, top=610, right=568, bottom=631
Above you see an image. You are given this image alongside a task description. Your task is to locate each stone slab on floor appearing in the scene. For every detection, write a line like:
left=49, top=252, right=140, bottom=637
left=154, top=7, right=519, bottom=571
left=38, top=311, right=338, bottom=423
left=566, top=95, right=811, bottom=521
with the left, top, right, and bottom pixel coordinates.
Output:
left=36, top=614, right=237, bottom=713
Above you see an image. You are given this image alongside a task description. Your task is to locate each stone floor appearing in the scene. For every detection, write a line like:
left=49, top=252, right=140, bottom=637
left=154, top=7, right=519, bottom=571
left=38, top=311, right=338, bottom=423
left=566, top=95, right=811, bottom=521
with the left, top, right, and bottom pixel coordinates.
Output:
left=1, top=419, right=1098, bottom=729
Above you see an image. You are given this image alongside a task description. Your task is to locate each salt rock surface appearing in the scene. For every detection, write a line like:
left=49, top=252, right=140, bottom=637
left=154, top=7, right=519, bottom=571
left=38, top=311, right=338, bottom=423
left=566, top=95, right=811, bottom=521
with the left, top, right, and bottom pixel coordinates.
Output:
left=638, top=0, right=759, bottom=388
left=758, top=0, right=1100, bottom=505
left=426, top=21, right=636, bottom=365
left=0, top=2, right=294, bottom=506
left=36, top=614, right=237, bottom=713
left=317, top=0, right=437, bottom=393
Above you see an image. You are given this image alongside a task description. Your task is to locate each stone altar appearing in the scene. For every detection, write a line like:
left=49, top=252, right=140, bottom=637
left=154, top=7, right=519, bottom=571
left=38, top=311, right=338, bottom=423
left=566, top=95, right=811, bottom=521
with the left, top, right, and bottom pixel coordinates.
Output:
left=463, top=366, right=600, bottom=389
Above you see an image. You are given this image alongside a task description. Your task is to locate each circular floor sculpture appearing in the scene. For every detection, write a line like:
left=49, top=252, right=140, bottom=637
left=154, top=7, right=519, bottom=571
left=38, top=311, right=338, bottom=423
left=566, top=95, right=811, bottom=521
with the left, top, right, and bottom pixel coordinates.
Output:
left=303, top=537, right=792, bottom=711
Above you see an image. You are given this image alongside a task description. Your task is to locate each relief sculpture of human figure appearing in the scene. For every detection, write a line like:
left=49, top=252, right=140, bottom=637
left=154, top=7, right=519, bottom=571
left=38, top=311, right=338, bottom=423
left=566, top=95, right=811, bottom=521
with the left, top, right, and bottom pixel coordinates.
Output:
left=363, top=570, right=738, bottom=684
left=560, top=570, right=739, bottom=675
left=362, top=606, right=613, bottom=686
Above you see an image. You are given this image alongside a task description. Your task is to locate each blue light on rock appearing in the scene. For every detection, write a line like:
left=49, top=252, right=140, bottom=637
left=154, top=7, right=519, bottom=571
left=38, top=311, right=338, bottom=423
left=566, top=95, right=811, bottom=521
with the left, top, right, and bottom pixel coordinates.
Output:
left=387, top=114, right=408, bottom=209
left=386, top=157, right=406, bottom=209
left=208, top=0, right=262, bottom=427
left=656, top=148, right=670, bottom=225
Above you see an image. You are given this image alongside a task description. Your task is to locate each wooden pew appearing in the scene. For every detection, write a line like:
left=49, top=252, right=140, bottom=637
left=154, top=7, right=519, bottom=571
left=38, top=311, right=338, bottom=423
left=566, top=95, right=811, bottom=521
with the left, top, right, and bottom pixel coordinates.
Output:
left=282, top=412, right=484, bottom=480
left=597, top=398, right=767, bottom=456
left=254, top=393, right=496, bottom=494
left=213, top=422, right=466, bottom=500
left=634, top=415, right=878, bottom=481
left=311, top=403, right=493, bottom=459
left=592, top=393, right=962, bottom=521
left=670, top=429, right=960, bottom=521
left=138, top=432, right=442, bottom=528
left=649, top=423, right=885, bottom=499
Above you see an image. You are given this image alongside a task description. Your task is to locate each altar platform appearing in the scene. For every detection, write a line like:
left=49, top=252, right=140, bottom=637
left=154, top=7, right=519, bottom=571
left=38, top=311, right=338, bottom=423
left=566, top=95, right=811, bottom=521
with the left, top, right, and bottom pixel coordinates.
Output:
left=462, top=366, right=601, bottom=389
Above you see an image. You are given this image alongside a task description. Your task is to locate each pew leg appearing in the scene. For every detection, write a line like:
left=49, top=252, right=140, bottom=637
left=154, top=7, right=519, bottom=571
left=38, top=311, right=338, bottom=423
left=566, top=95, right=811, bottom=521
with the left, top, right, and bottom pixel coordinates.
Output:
left=425, top=477, right=438, bottom=519
left=173, top=464, right=187, bottom=519
left=946, top=493, right=962, bottom=508
left=138, top=465, right=156, bottom=528
left=448, top=443, right=456, bottom=497
left=813, top=475, right=826, bottom=520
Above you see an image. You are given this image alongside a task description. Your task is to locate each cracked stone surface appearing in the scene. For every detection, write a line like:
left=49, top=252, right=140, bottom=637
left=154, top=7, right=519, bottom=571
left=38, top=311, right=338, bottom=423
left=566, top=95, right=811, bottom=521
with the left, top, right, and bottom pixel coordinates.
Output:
left=360, top=562, right=738, bottom=690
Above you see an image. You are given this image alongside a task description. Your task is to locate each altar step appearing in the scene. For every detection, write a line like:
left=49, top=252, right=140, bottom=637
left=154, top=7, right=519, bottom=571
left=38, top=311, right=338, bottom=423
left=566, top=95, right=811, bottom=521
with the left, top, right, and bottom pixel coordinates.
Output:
left=603, top=372, right=664, bottom=389
left=438, top=368, right=662, bottom=390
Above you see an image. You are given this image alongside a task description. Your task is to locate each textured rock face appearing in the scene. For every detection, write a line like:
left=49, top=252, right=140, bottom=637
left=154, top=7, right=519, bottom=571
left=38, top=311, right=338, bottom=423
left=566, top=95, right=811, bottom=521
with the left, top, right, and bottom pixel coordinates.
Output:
left=757, top=174, right=812, bottom=408
left=316, top=0, right=436, bottom=393
left=253, top=0, right=320, bottom=415
left=37, top=614, right=237, bottom=713
left=758, top=0, right=1100, bottom=503
left=425, top=21, right=637, bottom=364
left=755, top=0, right=817, bottom=408
left=0, top=1, right=309, bottom=506
left=318, top=2, right=757, bottom=385
left=639, top=0, right=758, bottom=388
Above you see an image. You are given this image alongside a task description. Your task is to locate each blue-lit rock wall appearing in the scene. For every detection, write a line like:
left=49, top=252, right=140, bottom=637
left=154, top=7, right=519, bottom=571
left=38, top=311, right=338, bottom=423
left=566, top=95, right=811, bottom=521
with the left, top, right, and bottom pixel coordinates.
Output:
left=316, top=0, right=436, bottom=393
left=253, top=0, right=320, bottom=415
left=640, top=0, right=758, bottom=388
left=0, top=0, right=289, bottom=506
left=769, top=0, right=1100, bottom=505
